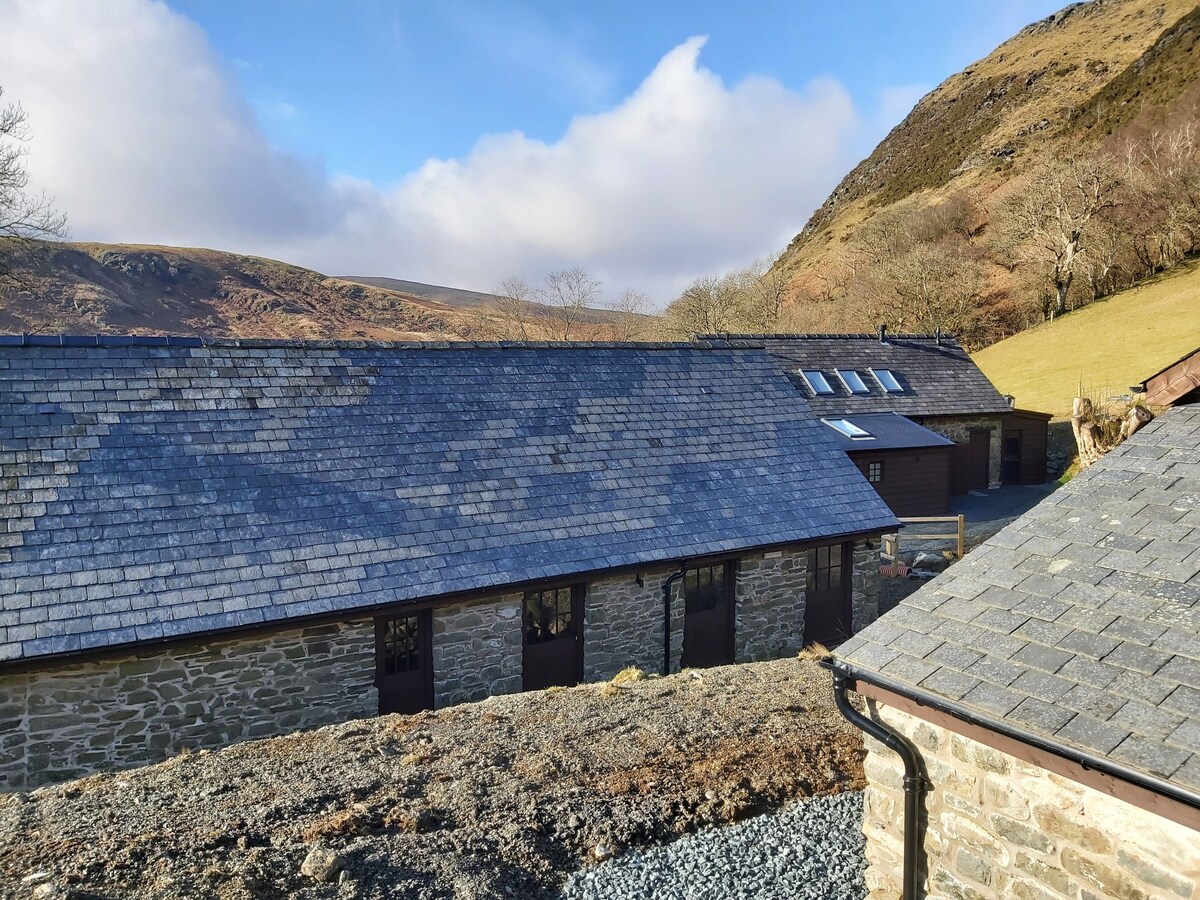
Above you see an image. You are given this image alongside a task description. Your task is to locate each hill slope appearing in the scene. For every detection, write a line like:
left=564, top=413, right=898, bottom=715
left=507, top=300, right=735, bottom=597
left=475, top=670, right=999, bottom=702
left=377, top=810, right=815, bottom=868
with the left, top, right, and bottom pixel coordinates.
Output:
left=772, top=0, right=1200, bottom=343
left=0, top=241, right=473, bottom=340
left=973, top=257, right=1200, bottom=416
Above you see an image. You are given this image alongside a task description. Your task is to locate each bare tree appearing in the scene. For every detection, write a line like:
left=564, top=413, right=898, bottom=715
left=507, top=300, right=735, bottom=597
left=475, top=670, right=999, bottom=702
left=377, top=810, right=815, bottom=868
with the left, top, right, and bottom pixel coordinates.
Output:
left=485, top=276, right=537, bottom=340
left=660, top=273, right=742, bottom=339
left=996, top=153, right=1121, bottom=318
left=609, top=288, right=652, bottom=341
left=0, top=88, right=67, bottom=271
left=733, top=257, right=792, bottom=332
left=534, top=266, right=602, bottom=340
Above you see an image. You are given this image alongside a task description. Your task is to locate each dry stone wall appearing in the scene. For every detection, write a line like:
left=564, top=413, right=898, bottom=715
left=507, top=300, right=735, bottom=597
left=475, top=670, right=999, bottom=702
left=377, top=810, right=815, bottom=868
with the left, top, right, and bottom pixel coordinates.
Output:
left=861, top=703, right=1200, bottom=900
left=0, top=619, right=376, bottom=792
left=431, top=594, right=522, bottom=707
left=584, top=569, right=684, bottom=680
left=852, top=539, right=881, bottom=633
left=734, top=548, right=807, bottom=661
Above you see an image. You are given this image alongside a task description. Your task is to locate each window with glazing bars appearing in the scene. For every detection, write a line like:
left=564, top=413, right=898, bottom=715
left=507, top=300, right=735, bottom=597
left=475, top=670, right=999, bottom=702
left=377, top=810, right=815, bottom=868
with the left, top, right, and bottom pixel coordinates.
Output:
left=806, top=544, right=843, bottom=592
left=524, top=586, right=575, bottom=644
left=868, top=461, right=883, bottom=483
left=684, top=563, right=727, bottom=613
left=381, top=613, right=422, bottom=675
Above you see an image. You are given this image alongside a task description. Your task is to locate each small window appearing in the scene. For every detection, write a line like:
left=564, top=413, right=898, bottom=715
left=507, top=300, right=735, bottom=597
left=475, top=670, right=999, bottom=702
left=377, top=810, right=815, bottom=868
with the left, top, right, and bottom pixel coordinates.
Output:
left=380, top=613, right=422, bottom=675
left=867, top=461, right=884, bottom=483
left=806, top=544, right=844, bottom=592
left=870, top=368, right=904, bottom=393
left=524, top=587, right=576, bottom=644
left=823, top=418, right=874, bottom=440
left=684, top=563, right=727, bottom=613
left=799, top=370, right=834, bottom=395
left=836, top=369, right=870, bottom=394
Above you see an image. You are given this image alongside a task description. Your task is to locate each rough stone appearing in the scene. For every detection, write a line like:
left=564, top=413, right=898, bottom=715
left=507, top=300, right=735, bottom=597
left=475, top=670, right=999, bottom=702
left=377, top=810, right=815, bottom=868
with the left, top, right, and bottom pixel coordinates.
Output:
left=300, top=846, right=344, bottom=882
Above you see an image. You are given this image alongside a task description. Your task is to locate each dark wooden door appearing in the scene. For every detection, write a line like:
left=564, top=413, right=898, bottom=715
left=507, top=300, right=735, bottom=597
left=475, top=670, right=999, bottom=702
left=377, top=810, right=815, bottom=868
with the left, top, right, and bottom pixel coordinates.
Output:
left=1002, top=432, right=1022, bottom=484
left=682, top=562, right=736, bottom=668
left=951, top=429, right=992, bottom=494
left=523, top=585, right=583, bottom=691
left=376, top=610, right=434, bottom=714
left=967, top=428, right=991, bottom=490
left=803, top=542, right=852, bottom=645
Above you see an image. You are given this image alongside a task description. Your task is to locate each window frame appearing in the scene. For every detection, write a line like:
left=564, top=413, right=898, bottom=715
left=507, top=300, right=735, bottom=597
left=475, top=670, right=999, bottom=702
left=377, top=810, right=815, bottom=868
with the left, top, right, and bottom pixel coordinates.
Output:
left=867, top=460, right=884, bottom=483
left=870, top=368, right=904, bottom=393
left=799, top=369, right=835, bottom=395
left=835, top=369, right=870, bottom=394
left=522, top=584, right=582, bottom=646
left=822, top=417, right=874, bottom=441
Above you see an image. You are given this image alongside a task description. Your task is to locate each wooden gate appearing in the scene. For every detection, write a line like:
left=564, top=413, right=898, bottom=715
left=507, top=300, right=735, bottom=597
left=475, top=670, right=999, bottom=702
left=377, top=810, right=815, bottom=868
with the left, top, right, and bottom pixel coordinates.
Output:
left=375, top=609, right=433, bottom=714
left=681, top=561, right=736, bottom=668
left=522, top=585, right=583, bottom=691
left=803, top=542, right=852, bottom=645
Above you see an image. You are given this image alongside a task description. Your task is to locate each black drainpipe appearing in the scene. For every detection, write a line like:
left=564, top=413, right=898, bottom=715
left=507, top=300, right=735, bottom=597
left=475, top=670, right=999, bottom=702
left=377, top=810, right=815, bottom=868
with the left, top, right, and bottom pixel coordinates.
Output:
left=821, top=657, right=928, bottom=900
left=661, top=564, right=687, bottom=676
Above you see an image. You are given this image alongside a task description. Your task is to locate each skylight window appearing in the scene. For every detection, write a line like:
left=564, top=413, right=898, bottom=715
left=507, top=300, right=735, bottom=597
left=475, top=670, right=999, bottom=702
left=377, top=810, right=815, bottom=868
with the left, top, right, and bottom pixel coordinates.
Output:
left=836, top=369, right=870, bottom=394
left=870, top=368, right=904, bottom=393
left=823, top=418, right=874, bottom=440
left=799, top=370, right=834, bottom=395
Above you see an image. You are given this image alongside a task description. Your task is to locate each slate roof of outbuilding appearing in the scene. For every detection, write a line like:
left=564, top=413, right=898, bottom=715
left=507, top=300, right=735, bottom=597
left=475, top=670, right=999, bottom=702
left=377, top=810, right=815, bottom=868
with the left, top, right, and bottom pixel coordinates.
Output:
left=701, top=333, right=1013, bottom=418
left=821, top=413, right=956, bottom=452
left=0, top=337, right=899, bottom=664
left=838, top=403, right=1200, bottom=797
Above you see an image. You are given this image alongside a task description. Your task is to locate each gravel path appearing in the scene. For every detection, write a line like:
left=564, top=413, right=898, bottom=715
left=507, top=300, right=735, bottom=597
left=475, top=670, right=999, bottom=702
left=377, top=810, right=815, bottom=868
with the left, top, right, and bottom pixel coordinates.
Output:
left=561, top=791, right=866, bottom=900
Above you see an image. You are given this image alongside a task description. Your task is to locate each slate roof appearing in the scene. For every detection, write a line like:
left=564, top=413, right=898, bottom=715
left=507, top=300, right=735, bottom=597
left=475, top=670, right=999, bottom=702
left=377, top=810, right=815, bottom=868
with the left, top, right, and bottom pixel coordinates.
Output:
left=0, top=337, right=899, bottom=664
left=839, top=403, right=1200, bottom=798
left=822, top=413, right=955, bottom=452
left=701, top=333, right=1013, bottom=418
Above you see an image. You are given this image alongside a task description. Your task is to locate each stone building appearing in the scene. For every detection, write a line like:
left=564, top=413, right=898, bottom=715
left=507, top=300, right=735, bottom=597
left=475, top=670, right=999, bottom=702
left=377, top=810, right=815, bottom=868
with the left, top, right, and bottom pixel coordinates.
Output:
left=703, top=331, right=1052, bottom=513
left=834, top=403, right=1200, bottom=899
left=0, top=336, right=898, bottom=790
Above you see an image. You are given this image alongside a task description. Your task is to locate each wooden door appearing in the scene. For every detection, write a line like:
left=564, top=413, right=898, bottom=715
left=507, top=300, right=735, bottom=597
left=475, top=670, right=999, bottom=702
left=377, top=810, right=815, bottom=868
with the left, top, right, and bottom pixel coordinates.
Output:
left=967, top=428, right=991, bottom=490
left=803, top=542, right=852, bottom=645
left=522, top=585, right=584, bottom=691
left=1002, top=431, right=1022, bottom=484
left=376, top=610, right=434, bottom=715
left=681, top=562, right=736, bottom=668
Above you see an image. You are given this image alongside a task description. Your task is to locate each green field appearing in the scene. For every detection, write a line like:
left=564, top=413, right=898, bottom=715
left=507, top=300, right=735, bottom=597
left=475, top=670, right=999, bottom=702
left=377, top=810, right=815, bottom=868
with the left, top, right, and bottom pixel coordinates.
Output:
left=974, top=260, right=1200, bottom=417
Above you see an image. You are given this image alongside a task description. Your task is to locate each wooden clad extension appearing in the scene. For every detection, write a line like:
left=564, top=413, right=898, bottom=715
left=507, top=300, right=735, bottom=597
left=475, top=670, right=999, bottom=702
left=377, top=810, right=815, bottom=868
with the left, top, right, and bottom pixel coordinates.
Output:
left=1002, top=409, right=1051, bottom=485
left=850, top=447, right=951, bottom=517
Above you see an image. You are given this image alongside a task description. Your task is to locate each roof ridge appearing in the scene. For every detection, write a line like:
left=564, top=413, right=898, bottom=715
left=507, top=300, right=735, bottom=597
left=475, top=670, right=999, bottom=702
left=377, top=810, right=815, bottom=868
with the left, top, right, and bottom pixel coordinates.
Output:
left=0, top=334, right=766, bottom=352
left=697, top=332, right=962, bottom=343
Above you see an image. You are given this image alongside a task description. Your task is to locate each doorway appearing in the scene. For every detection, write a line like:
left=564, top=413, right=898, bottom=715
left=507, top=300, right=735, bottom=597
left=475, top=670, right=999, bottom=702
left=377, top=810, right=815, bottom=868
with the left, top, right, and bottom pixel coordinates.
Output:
left=375, top=609, right=434, bottom=714
left=803, top=542, right=852, bottom=645
left=681, top=561, right=736, bottom=668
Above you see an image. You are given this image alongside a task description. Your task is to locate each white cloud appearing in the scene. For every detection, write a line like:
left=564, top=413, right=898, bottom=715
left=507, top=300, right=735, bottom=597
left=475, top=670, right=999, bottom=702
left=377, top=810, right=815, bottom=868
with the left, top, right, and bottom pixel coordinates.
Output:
left=0, top=0, right=878, bottom=304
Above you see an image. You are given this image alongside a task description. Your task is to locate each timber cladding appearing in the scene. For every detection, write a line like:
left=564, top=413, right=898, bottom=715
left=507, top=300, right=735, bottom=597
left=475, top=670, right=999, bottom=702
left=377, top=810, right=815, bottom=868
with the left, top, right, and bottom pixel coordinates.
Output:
left=849, top=447, right=952, bottom=517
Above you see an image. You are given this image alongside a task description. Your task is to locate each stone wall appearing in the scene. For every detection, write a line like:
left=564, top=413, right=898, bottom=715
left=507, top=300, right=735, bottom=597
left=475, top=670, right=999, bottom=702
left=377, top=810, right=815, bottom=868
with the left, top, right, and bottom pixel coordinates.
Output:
left=851, top=539, right=880, bottom=633
left=734, top=548, right=807, bottom=661
left=0, top=619, right=376, bottom=792
left=431, top=594, right=522, bottom=707
left=860, top=703, right=1200, bottom=900
left=584, top=569, right=684, bottom=680
left=923, top=415, right=1005, bottom=488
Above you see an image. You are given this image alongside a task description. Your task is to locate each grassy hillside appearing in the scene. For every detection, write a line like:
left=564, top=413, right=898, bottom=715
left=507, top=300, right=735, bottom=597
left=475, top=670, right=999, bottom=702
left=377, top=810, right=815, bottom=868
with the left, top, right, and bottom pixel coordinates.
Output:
left=973, top=258, right=1200, bottom=416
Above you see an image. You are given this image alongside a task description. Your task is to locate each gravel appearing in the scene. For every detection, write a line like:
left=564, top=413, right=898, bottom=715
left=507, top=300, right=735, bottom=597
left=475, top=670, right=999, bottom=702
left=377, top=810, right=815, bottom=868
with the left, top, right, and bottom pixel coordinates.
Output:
left=562, top=791, right=866, bottom=900
left=0, top=657, right=866, bottom=900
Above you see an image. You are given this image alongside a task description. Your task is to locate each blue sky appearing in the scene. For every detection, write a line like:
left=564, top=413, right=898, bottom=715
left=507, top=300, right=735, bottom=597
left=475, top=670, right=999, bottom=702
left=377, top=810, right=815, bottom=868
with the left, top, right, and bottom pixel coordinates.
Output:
left=3, top=0, right=1063, bottom=302
left=172, top=1, right=1060, bottom=183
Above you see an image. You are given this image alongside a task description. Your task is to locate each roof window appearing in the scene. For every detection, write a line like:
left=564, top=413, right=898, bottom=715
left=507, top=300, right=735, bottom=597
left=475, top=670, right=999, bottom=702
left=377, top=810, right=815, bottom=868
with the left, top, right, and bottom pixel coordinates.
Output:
left=836, top=369, right=870, bottom=394
left=823, top=418, right=874, bottom=441
left=799, top=370, right=834, bottom=395
left=870, top=368, right=904, bottom=393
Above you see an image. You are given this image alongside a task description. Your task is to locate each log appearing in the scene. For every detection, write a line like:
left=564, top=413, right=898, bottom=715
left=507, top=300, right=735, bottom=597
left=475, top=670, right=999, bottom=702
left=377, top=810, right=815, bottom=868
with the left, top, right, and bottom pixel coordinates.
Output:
left=1071, top=397, right=1103, bottom=468
left=1120, top=405, right=1154, bottom=441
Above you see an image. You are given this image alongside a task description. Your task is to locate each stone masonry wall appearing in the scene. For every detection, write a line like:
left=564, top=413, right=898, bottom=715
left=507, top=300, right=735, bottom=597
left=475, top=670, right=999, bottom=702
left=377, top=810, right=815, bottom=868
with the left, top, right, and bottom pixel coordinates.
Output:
left=0, top=619, right=376, bottom=792
left=851, top=539, right=881, bottom=633
left=584, top=568, right=684, bottom=680
left=923, top=415, right=1005, bottom=488
left=431, top=593, right=523, bottom=707
left=860, top=703, right=1200, bottom=900
left=734, top=548, right=807, bottom=662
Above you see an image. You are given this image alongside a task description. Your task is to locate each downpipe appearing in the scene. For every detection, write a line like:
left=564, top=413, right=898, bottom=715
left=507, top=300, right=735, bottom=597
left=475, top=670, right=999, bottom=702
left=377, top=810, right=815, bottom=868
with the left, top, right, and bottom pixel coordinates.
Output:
left=661, top=565, right=686, bottom=676
left=821, top=657, right=929, bottom=900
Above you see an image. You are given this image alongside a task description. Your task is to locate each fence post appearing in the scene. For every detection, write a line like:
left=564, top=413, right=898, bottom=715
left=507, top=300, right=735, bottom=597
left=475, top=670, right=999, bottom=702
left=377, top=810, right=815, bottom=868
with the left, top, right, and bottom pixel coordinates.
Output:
left=956, top=514, right=965, bottom=559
